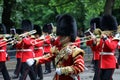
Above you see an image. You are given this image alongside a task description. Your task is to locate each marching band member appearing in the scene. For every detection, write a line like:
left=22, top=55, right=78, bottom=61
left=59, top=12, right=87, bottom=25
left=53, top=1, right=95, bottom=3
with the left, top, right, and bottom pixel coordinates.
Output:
left=0, top=23, right=11, bottom=80
left=33, top=25, right=43, bottom=80
left=86, top=17, right=101, bottom=80
left=18, top=20, right=36, bottom=80
left=42, top=23, right=53, bottom=74
left=12, top=29, right=23, bottom=79
left=27, top=14, right=85, bottom=80
left=97, top=14, right=119, bottom=80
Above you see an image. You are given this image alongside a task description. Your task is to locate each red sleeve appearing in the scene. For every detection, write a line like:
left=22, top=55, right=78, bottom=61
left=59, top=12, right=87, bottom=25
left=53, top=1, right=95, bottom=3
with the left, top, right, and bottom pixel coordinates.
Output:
left=86, top=39, right=93, bottom=46
left=38, top=55, right=56, bottom=64
left=74, top=38, right=80, bottom=48
left=22, top=38, right=32, bottom=46
left=44, top=36, right=51, bottom=44
left=104, top=39, right=118, bottom=50
left=72, top=55, right=85, bottom=74
left=35, top=40, right=44, bottom=47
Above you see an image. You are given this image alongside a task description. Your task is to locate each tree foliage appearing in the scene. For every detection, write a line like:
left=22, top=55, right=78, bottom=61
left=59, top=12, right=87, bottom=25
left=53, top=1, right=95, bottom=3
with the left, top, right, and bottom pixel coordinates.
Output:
left=0, top=0, right=120, bottom=33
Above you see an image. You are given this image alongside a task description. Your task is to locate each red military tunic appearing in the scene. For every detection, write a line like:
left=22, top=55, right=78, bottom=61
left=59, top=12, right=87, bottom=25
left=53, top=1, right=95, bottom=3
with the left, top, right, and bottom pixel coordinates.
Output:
left=43, top=35, right=51, bottom=53
left=98, top=36, right=118, bottom=69
left=52, top=36, right=62, bottom=50
left=86, top=39, right=100, bottom=60
left=15, top=42, right=22, bottom=59
left=37, top=43, right=85, bottom=80
left=34, top=39, right=44, bottom=57
left=19, top=37, right=34, bottom=62
left=0, top=38, right=7, bottom=61
left=73, top=37, right=81, bottom=48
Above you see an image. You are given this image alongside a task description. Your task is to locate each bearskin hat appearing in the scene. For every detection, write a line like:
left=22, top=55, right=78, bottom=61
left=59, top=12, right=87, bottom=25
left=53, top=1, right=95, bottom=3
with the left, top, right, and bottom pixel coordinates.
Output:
left=90, top=17, right=101, bottom=29
left=21, top=19, right=33, bottom=32
left=42, top=23, right=53, bottom=34
left=100, top=14, right=118, bottom=31
left=34, top=25, right=42, bottom=36
left=56, top=14, right=77, bottom=42
left=16, top=28, right=23, bottom=35
left=0, top=23, right=6, bottom=34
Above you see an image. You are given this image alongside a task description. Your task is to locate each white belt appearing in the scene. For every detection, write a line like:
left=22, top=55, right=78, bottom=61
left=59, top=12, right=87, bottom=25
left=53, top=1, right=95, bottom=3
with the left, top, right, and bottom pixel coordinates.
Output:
left=0, top=50, right=5, bottom=52
left=34, top=47, right=43, bottom=50
left=19, top=49, right=32, bottom=52
left=100, top=52, right=114, bottom=55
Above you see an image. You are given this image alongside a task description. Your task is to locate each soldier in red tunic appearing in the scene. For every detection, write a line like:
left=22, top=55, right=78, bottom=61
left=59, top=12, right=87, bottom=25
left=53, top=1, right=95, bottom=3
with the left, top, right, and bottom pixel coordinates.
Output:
left=42, top=23, right=53, bottom=74
left=27, top=14, right=85, bottom=80
left=12, top=29, right=23, bottom=79
left=33, top=25, right=44, bottom=80
left=0, top=24, right=11, bottom=80
left=86, top=17, right=101, bottom=80
left=97, top=14, right=119, bottom=80
left=18, top=20, right=36, bottom=80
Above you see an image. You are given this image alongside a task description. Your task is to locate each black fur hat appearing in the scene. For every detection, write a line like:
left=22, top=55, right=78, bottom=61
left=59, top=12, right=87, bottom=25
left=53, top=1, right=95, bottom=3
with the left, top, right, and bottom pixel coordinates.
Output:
left=100, top=14, right=118, bottom=31
left=0, top=23, right=6, bottom=34
left=21, top=19, right=33, bottom=32
left=42, top=23, right=53, bottom=34
left=56, top=14, right=77, bottom=42
left=90, top=17, right=101, bottom=29
left=34, top=25, right=42, bottom=36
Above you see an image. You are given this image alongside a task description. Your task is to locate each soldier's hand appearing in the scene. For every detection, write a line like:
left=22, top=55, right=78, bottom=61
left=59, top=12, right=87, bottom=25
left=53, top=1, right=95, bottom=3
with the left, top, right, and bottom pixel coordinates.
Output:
left=50, top=46, right=59, bottom=54
left=26, top=58, right=36, bottom=66
left=56, top=68, right=62, bottom=75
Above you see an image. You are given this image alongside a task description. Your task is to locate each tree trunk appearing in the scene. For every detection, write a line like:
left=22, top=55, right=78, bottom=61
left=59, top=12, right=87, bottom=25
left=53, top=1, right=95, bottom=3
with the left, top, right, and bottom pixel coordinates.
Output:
left=2, top=0, right=16, bottom=33
left=104, top=0, right=115, bottom=15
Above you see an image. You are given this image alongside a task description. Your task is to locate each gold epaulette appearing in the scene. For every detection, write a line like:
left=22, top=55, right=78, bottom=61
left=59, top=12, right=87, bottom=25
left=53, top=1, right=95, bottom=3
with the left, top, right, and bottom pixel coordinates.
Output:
left=71, top=46, right=85, bottom=58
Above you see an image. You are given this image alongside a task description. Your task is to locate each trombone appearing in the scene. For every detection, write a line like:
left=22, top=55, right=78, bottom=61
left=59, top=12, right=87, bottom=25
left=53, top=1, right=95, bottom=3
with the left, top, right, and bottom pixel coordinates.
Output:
left=0, top=30, right=37, bottom=47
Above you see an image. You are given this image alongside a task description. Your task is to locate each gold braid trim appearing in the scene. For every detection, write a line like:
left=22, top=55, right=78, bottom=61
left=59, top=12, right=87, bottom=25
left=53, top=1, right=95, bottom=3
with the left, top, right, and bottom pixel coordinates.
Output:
left=61, top=66, right=74, bottom=75
left=71, top=46, right=85, bottom=58
left=50, top=46, right=59, bottom=55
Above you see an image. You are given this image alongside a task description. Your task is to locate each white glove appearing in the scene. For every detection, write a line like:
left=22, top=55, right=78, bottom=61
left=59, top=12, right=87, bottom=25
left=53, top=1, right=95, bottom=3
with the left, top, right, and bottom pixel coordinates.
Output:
left=26, top=58, right=35, bottom=66
left=114, top=33, right=120, bottom=40
left=91, top=34, right=96, bottom=39
left=55, top=68, right=62, bottom=75
left=118, top=41, right=120, bottom=46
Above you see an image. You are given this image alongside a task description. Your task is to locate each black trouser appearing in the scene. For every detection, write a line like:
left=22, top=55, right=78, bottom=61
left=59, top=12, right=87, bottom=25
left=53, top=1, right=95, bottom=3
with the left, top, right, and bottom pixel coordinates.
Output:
left=0, top=61, right=11, bottom=80
left=100, top=69, right=114, bottom=80
left=52, top=58, right=55, bottom=69
left=45, top=61, right=51, bottom=72
left=19, top=62, right=36, bottom=80
left=93, top=60, right=100, bottom=80
left=44, top=53, right=51, bottom=72
left=14, top=58, right=22, bottom=77
left=35, top=64, right=43, bottom=79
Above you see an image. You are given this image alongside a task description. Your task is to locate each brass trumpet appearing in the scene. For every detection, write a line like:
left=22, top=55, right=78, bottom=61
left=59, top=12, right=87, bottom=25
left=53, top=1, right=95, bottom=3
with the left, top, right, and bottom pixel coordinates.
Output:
left=80, top=28, right=102, bottom=43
